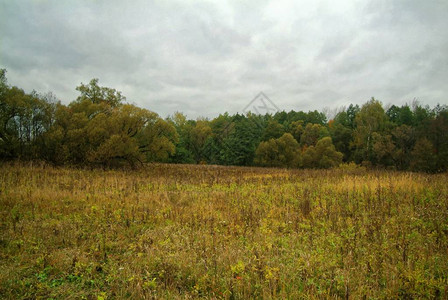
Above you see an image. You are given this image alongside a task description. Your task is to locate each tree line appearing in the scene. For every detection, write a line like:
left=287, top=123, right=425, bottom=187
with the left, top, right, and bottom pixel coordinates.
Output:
left=1, top=69, right=447, bottom=171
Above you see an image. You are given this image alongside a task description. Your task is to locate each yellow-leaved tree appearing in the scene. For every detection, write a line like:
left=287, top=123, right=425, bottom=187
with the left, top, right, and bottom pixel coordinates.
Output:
left=302, top=137, right=343, bottom=169
left=254, top=133, right=301, bottom=168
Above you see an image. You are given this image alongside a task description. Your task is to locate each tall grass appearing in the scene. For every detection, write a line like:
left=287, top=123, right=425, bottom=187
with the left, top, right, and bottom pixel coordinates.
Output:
left=1, top=163, right=447, bottom=299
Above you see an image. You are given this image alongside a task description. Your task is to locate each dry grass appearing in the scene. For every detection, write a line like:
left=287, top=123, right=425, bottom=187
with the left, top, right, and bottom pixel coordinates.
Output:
left=1, top=163, right=447, bottom=299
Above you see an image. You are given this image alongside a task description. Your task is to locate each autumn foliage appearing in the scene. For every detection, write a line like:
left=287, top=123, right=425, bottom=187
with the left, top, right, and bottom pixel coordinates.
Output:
left=1, top=163, right=447, bottom=298
left=1, top=69, right=447, bottom=171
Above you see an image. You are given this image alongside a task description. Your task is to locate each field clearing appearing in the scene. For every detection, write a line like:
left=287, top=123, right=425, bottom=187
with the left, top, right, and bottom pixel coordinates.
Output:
left=1, top=163, right=447, bottom=299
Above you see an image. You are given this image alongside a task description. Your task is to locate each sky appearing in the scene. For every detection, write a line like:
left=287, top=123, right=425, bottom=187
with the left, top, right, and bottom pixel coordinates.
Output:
left=1, top=0, right=447, bottom=119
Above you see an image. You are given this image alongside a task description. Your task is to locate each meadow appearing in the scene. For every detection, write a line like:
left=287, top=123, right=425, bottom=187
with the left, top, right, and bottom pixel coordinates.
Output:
left=0, top=163, right=447, bottom=299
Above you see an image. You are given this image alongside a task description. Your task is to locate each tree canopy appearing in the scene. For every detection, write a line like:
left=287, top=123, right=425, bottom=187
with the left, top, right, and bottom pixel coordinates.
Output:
left=1, top=69, right=447, bottom=172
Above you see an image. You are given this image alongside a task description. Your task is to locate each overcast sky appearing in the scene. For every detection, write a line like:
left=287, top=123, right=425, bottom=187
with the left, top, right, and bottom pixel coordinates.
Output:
left=1, top=0, right=447, bottom=119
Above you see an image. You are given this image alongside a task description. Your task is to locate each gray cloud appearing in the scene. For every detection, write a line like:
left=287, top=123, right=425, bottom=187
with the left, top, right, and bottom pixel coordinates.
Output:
left=1, top=0, right=447, bottom=119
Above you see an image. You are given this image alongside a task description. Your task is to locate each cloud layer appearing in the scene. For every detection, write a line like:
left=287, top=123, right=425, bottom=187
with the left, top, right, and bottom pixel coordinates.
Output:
left=1, top=0, right=447, bottom=119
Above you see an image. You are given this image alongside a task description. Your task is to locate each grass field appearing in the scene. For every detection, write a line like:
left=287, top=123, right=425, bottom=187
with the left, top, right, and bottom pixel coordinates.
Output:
left=1, top=163, right=447, bottom=299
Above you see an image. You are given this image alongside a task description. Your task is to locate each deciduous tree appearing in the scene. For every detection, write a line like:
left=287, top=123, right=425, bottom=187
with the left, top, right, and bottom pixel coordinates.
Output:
left=254, top=133, right=301, bottom=168
left=302, top=137, right=343, bottom=168
left=352, top=98, right=387, bottom=164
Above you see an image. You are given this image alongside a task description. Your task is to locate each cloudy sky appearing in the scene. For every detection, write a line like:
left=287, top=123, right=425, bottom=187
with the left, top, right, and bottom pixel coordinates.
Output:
left=1, top=0, right=447, bottom=119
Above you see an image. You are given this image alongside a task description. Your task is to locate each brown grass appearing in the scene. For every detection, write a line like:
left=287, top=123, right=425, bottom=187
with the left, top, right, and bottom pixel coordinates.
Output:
left=1, top=162, right=447, bottom=299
